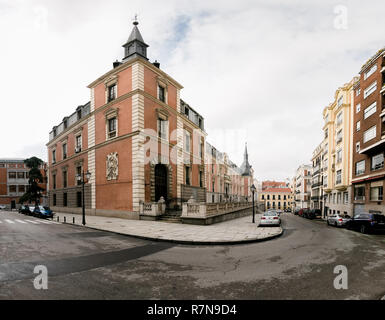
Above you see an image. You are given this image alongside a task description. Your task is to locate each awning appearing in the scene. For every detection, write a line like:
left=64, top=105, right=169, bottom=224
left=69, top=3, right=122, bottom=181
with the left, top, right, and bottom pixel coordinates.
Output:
left=352, top=174, right=385, bottom=184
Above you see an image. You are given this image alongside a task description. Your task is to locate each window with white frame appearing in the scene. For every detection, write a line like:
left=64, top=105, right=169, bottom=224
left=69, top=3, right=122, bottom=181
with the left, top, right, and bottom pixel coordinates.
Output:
left=356, top=103, right=361, bottom=113
left=336, top=170, right=342, bottom=184
left=75, top=135, right=82, bottom=152
left=364, top=64, right=377, bottom=80
left=107, top=117, right=117, bottom=139
left=337, top=96, right=343, bottom=107
left=184, top=131, right=191, bottom=152
left=363, top=125, right=376, bottom=143
left=371, top=153, right=384, bottom=171
left=336, top=149, right=342, bottom=163
left=158, top=85, right=166, bottom=103
left=336, top=129, right=342, bottom=144
left=364, top=101, right=377, bottom=119
left=370, top=185, right=383, bottom=201
left=343, top=192, right=348, bottom=204
left=157, top=118, right=168, bottom=140
left=364, top=81, right=377, bottom=99
left=356, top=88, right=361, bottom=96
left=52, top=150, right=56, bottom=164
left=356, top=121, right=361, bottom=131
left=107, top=84, right=117, bottom=102
left=355, top=160, right=365, bottom=175
left=336, top=112, right=343, bottom=125
left=62, top=143, right=67, bottom=160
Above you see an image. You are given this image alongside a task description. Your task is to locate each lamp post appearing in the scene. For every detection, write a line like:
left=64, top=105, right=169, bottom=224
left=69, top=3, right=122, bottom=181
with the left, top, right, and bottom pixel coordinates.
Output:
left=76, top=170, right=91, bottom=226
left=250, top=184, right=256, bottom=223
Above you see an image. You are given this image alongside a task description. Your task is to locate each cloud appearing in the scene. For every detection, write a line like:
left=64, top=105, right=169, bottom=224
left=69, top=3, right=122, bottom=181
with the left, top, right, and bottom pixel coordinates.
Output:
left=0, top=0, right=384, bottom=181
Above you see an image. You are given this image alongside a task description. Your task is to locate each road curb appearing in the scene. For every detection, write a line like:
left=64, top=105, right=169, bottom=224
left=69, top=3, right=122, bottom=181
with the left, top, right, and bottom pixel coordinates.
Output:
left=58, top=220, right=284, bottom=246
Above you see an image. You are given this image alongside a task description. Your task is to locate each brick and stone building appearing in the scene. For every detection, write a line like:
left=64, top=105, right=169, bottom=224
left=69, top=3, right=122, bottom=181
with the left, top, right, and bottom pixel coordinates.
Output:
left=351, top=48, right=385, bottom=215
left=293, top=164, right=312, bottom=209
left=259, top=181, right=292, bottom=211
left=0, top=158, right=47, bottom=209
left=46, top=21, right=254, bottom=218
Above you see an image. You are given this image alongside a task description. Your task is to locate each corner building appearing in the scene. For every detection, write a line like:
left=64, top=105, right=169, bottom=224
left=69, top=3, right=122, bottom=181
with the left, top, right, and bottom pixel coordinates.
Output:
left=47, top=22, right=206, bottom=218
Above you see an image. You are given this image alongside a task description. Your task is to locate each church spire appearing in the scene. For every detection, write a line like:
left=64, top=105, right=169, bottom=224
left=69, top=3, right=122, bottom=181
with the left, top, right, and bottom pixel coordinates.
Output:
left=122, top=19, right=149, bottom=62
left=240, top=142, right=252, bottom=176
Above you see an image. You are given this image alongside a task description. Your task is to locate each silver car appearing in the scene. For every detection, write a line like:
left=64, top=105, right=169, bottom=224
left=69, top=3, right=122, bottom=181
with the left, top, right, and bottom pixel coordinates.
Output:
left=260, top=211, right=281, bottom=226
left=327, top=214, right=351, bottom=227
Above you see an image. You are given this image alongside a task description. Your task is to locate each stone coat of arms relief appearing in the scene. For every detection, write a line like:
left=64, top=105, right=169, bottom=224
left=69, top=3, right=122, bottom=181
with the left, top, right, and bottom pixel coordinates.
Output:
left=106, top=152, right=118, bottom=180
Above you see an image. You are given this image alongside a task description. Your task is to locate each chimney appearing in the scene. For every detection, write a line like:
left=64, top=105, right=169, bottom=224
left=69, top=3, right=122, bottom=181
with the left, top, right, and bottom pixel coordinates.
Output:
left=113, top=60, right=122, bottom=68
left=153, top=60, right=160, bottom=68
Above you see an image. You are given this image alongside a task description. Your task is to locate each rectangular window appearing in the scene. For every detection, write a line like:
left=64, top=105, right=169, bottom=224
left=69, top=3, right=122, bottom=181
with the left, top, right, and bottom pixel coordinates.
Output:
left=157, top=118, right=168, bottom=140
left=63, top=171, right=68, bottom=188
left=356, top=88, right=361, bottom=96
left=336, top=129, right=342, bottom=144
left=184, top=131, right=191, bottom=152
left=199, top=142, right=203, bottom=158
left=158, top=85, right=165, bottom=102
left=336, top=170, right=342, bottom=184
left=108, top=117, right=117, bottom=139
left=356, top=121, right=360, bottom=132
left=76, top=166, right=82, bottom=185
left=337, top=96, right=343, bottom=107
left=8, top=172, right=16, bottom=179
left=75, top=135, right=82, bottom=152
left=336, top=149, right=342, bottom=163
left=364, top=81, right=377, bottom=99
left=17, top=172, right=24, bottom=179
left=364, top=101, right=377, bottom=119
left=52, top=150, right=56, bottom=164
left=343, top=192, right=348, bottom=204
left=356, top=142, right=360, bottom=153
left=53, top=194, right=57, bottom=206
left=62, top=143, right=67, bottom=160
left=364, top=64, right=377, bottom=80
left=63, top=193, right=68, bottom=207
left=108, top=84, right=117, bottom=102
left=52, top=174, right=56, bottom=189
left=363, top=125, right=376, bottom=143
left=18, top=185, right=25, bottom=193
left=370, top=186, right=383, bottom=201
left=9, top=185, right=17, bottom=193
left=356, top=103, right=361, bottom=113
left=371, top=153, right=384, bottom=171
left=355, top=160, right=365, bottom=175
left=199, top=171, right=203, bottom=188
left=336, top=112, right=343, bottom=125
left=185, top=166, right=190, bottom=185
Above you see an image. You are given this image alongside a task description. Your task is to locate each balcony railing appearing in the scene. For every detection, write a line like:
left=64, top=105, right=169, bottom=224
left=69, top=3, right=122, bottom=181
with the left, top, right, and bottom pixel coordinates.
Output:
left=354, top=196, right=365, bottom=201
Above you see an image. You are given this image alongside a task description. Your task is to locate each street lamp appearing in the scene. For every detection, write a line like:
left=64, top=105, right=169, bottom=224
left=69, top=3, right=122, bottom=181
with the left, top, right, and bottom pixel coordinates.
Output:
left=250, top=184, right=256, bottom=223
left=76, top=170, right=91, bottom=225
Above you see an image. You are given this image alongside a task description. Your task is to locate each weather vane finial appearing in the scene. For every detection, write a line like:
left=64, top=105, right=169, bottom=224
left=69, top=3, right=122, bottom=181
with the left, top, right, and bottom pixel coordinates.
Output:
left=133, top=14, right=139, bottom=25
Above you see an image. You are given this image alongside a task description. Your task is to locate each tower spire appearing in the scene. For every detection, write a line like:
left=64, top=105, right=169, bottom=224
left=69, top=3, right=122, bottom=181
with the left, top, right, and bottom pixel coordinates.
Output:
left=240, top=142, right=251, bottom=176
left=122, top=18, right=149, bottom=61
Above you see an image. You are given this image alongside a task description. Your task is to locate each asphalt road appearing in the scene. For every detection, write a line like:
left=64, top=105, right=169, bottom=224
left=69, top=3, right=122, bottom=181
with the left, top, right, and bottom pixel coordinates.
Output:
left=1, top=210, right=385, bottom=299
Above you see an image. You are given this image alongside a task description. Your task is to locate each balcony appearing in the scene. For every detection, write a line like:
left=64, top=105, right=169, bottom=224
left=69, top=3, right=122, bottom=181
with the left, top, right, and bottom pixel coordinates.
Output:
left=354, top=196, right=365, bottom=201
left=312, top=182, right=323, bottom=188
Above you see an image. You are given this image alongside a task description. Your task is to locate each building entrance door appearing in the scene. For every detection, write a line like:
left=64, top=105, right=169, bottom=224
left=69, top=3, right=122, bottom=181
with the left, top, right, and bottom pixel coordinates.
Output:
left=155, top=164, right=168, bottom=202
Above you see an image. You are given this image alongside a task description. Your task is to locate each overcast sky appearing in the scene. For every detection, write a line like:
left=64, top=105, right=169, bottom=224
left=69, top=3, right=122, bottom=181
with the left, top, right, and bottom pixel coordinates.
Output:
left=0, top=0, right=384, bottom=181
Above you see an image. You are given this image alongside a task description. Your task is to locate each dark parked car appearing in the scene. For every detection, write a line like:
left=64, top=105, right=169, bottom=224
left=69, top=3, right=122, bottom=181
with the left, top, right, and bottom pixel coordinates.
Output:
left=33, top=206, right=53, bottom=219
left=43, top=206, right=53, bottom=216
left=298, top=208, right=310, bottom=217
left=346, top=213, right=385, bottom=234
left=19, top=205, right=31, bottom=215
left=294, top=209, right=300, bottom=215
left=304, top=209, right=321, bottom=219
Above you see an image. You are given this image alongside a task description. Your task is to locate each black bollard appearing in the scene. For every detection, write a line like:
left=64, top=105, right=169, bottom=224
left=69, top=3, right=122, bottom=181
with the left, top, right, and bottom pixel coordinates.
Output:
left=64, top=216, right=66, bottom=223
left=73, top=217, right=75, bottom=224
left=57, top=216, right=59, bottom=222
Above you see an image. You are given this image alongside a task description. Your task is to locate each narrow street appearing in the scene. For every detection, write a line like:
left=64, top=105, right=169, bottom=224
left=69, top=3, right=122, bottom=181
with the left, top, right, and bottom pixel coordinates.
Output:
left=1, top=210, right=385, bottom=299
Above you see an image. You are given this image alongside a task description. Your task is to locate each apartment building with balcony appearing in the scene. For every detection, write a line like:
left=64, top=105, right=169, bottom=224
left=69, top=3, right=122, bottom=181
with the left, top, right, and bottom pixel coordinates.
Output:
left=310, top=143, right=324, bottom=213
left=351, top=48, right=385, bottom=215
left=294, top=164, right=312, bottom=209
left=322, top=78, right=356, bottom=216
left=0, top=158, right=47, bottom=209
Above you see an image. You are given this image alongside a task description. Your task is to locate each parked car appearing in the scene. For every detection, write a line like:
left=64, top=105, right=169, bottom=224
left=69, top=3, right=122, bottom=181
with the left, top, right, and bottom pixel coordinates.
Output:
left=298, top=208, right=309, bottom=217
left=33, top=206, right=53, bottom=219
left=259, top=211, right=281, bottom=226
left=327, top=213, right=351, bottom=227
left=346, top=213, right=385, bottom=234
left=0, top=204, right=6, bottom=210
left=284, top=208, right=292, bottom=213
left=276, top=209, right=283, bottom=216
left=303, top=209, right=321, bottom=219
left=19, top=205, right=31, bottom=215
left=28, top=206, right=35, bottom=215
left=294, top=209, right=300, bottom=215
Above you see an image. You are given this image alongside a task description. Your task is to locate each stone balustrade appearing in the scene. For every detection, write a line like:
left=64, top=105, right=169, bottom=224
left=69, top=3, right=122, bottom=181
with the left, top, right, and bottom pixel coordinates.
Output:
left=139, top=197, right=166, bottom=217
left=182, top=197, right=254, bottom=219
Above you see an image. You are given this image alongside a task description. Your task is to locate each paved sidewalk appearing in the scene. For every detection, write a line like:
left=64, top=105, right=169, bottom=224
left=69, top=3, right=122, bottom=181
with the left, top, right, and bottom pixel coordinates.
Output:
left=53, top=212, right=283, bottom=245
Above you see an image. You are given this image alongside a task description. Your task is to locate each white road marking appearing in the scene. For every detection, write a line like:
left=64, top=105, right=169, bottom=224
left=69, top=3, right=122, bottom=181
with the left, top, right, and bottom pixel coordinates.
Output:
left=5, top=219, right=15, bottom=224
left=15, top=219, right=27, bottom=224
left=25, top=219, right=40, bottom=224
